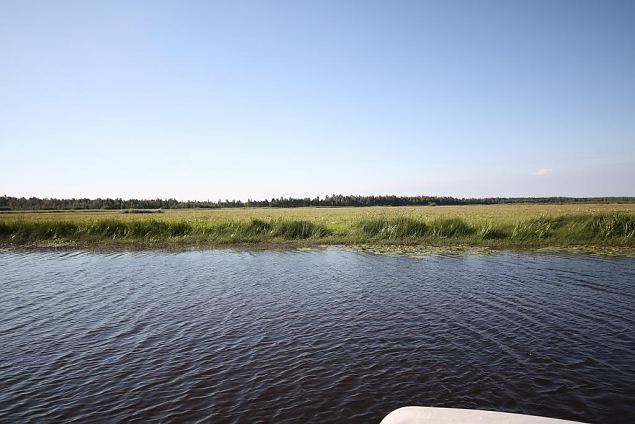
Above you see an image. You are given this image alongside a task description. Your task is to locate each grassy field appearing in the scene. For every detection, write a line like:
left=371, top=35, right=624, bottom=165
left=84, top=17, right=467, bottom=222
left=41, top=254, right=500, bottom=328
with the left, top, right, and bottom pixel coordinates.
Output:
left=1, top=204, right=634, bottom=253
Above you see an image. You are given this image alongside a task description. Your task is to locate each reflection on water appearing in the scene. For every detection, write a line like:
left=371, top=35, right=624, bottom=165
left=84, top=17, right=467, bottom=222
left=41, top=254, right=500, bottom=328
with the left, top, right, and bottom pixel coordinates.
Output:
left=1, top=248, right=634, bottom=423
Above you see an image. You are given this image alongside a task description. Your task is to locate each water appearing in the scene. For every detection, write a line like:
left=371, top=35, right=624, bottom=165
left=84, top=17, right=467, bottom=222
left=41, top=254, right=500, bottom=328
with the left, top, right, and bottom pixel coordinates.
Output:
left=1, top=249, right=634, bottom=423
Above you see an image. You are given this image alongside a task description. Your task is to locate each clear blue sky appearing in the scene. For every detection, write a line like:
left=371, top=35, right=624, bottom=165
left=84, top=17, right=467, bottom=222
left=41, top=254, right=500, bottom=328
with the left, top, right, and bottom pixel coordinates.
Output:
left=2, top=0, right=634, bottom=200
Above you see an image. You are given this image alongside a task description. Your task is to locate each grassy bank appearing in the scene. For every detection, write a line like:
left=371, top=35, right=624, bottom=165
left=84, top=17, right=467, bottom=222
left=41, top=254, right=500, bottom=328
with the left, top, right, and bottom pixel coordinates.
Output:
left=1, top=205, right=633, bottom=252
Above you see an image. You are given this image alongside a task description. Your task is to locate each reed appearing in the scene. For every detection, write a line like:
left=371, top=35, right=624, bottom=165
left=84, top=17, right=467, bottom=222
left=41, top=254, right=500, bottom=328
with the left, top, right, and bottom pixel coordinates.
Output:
left=478, top=223, right=508, bottom=240
left=1, top=210, right=633, bottom=249
left=428, top=218, right=475, bottom=237
left=269, top=220, right=331, bottom=239
left=357, top=217, right=427, bottom=238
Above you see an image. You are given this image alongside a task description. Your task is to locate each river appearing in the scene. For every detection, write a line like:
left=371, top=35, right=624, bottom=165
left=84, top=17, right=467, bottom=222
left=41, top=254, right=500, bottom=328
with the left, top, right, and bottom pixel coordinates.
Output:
left=1, top=249, right=634, bottom=423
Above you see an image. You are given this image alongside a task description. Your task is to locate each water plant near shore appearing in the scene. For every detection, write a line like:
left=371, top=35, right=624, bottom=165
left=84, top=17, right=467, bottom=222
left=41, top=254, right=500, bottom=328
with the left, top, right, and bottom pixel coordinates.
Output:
left=0, top=211, right=633, bottom=249
left=357, top=217, right=427, bottom=239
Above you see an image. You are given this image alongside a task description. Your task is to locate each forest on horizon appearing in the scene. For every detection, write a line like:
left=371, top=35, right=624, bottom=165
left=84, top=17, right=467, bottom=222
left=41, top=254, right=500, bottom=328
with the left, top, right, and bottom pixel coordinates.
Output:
left=2, top=195, right=634, bottom=211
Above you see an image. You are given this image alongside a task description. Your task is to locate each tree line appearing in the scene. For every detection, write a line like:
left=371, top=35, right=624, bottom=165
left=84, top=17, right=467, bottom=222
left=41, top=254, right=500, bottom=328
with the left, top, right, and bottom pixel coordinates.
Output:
left=1, top=195, right=633, bottom=211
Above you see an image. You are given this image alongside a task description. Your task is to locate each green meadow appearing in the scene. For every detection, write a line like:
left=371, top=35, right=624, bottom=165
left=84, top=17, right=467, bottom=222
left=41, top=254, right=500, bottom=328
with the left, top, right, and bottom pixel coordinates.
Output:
left=1, top=203, right=634, bottom=253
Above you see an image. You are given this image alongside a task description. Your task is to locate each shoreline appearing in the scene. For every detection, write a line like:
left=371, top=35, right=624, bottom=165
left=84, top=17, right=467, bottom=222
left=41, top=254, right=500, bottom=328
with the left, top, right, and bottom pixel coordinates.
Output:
left=2, top=239, right=633, bottom=257
left=2, top=208, right=633, bottom=256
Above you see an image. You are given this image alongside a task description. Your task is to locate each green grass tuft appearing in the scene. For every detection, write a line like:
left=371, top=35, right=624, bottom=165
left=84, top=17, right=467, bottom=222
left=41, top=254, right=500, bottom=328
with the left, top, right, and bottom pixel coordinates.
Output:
left=271, top=220, right=330, bottom=239
left=583, top=213, right=635, bottom=239
left=0, top=211, right=633, bottom=248
left=358, top=217, right=428, bottom=238
left=511, top=217, right=557, bottom=240
left=429, top=218, right=475, bottom=237
left=240, top=219, right=273, bottom=236
left=479, top=223, right=508, bottom=240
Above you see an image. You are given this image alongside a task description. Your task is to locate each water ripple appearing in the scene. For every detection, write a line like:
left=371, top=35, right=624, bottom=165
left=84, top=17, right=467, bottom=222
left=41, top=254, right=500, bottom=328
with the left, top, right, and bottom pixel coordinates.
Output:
left=0, top=249, right=634, bottom=423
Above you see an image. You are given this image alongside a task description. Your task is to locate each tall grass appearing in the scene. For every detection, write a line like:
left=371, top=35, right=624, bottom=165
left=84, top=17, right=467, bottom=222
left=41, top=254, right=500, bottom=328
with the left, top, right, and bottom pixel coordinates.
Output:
left=511, top=217, right=559, bottom=240
left=358, top=217, right=427, bottom=238
left=510, top=213, right=635, bottom=241
left=583, top=213, right=635, bottom=239
left=429, top=218, right=475, bottom=237
left=478, top=223, right=508, bottom=239
left=0, top=220, right=194, bottom=241
left=205, top=219, right=331, bottom=240
left=240, top=219, right=272, bottom=236
left=269, top=220, right=330, bottom=239
left=0, top=212, right=633, bottom=246
left=357, top=217, right=476, bottom=238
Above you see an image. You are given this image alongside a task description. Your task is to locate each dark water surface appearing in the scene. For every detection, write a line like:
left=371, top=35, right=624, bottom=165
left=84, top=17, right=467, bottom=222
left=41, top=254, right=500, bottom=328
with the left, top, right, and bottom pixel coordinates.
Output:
left=1, top=249, right=634, bottom=423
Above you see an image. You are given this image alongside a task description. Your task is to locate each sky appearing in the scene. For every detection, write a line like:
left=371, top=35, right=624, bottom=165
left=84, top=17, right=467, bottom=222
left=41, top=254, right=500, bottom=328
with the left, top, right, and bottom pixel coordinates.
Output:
left=1, top=0, right=634, bottom=200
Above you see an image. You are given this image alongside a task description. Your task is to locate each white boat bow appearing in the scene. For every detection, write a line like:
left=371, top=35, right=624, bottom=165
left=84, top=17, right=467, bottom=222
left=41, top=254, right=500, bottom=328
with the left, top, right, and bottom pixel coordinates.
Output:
left=380, top=407, right=586, bottom=424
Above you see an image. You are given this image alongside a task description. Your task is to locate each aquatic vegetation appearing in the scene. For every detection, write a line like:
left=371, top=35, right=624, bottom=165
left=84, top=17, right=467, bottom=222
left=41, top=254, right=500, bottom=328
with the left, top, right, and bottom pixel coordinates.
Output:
left=479, top=223, right=508, bottom=240
left=429, top=218, right=475, bottom=237
left=358, top=217, right=476, bottom=239
left=0, top=208, right=633, bottom=251
left=357, top=217, right=427, bottom=238
left=86, top=220, right=129, bottom=237
left=240, top=219, right=273, bottom=236
left=1, top=220, right=193, bottom=241
left=511, top=217, right=557, bottom=240
left=583, top=213, right=635, bottom=239
left=270, top=220, right=330, bottom=239
left=0, top=221, right=79, bottom=241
